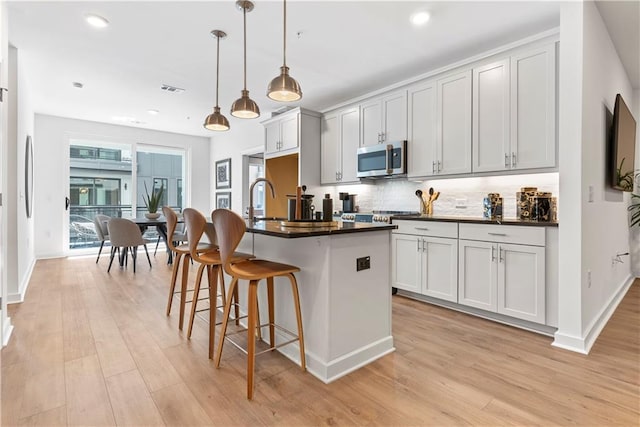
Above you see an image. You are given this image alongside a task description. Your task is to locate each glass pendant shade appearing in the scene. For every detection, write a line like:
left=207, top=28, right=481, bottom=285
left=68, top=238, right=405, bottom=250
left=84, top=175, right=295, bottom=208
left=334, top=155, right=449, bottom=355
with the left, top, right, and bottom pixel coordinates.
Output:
left=204, top=106, right=230, bottom=131
left=267, top=66, right=302, bottom=101
left=267, top=0, right=302, bottom=102
left=231, top=89, right=260, bottom=119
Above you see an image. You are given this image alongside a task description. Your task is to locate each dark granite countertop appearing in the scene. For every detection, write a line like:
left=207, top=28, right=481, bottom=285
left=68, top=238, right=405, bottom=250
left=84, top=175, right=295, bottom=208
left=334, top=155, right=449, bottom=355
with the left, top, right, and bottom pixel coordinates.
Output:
left=391, top=215, right=558, bottom=227
left=245, top=220, right=397, bottom=238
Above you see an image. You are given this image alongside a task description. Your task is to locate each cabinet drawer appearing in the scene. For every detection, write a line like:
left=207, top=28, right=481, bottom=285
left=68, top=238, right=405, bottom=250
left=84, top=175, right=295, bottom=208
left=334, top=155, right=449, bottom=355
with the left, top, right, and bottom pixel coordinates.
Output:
left=459, top=223, right=544, bottom=246
left=393, top=220, right=458, bottom=238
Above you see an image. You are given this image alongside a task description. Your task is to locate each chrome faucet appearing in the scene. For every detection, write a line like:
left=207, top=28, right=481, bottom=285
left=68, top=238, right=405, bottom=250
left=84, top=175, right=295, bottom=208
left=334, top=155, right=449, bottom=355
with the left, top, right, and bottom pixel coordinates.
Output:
left=248, top=178, right=276, bottom=222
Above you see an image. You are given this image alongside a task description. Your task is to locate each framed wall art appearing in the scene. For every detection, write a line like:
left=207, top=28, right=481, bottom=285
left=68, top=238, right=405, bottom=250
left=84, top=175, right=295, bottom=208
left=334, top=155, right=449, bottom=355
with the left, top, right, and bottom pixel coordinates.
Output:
left=216, top=192, right=231, bottom=209
left=215, top=158, right=231, bottom=189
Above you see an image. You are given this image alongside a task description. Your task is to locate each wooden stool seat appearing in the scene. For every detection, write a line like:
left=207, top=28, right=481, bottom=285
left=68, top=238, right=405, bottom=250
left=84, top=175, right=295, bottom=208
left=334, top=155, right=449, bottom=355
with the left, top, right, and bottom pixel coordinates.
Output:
left=228, top=259, right=300, bottom=279
left=211, top=208, right=306, bottom=400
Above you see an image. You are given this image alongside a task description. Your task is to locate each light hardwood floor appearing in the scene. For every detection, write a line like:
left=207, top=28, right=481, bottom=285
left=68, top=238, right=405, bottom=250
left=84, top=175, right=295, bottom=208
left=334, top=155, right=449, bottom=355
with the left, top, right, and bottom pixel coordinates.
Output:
left=2, top=254, right=639, bottom=426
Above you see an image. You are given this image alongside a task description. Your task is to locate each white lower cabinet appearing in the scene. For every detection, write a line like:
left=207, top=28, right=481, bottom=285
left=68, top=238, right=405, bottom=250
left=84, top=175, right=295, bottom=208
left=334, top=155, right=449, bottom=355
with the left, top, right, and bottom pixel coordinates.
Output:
left=458, top=224, right=546, bottom=324
left=391, top=221, right=458, bottom=302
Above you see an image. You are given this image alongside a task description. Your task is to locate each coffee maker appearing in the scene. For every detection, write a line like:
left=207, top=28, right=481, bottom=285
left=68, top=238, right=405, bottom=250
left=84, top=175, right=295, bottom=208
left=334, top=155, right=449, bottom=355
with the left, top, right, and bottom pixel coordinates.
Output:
left=339, top=192, right=357, bottom=213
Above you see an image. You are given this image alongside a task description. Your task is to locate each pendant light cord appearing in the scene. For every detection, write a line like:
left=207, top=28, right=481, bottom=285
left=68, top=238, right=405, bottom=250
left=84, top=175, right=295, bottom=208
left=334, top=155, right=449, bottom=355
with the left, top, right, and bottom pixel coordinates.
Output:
left=243, top=6, right=247, bottom=90
left=283, top=0, right=287, bottom=67
left=215, top=34, right=220, bottom=107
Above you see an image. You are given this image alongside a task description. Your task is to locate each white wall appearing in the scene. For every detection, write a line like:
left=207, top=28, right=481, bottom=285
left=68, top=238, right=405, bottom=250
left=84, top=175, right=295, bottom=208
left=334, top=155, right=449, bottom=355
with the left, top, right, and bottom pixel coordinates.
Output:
left=33, top=114, right=210, bottom=258
left=631, top=89, right=640, bottom=277
left=14, top=45, right=35, bottom=303
left=580, top=1, right=635, bottom=339
left=555, top=2, right=636, bottom=353
left=209, top=119, right=264, bottom=216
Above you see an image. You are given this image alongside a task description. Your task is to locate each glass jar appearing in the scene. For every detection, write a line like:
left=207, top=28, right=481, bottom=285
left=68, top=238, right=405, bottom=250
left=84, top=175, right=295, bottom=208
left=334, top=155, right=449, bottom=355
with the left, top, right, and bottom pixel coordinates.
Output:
left=483, top=193, right=503, bottom=220
left=531, top=192, right=553, bottom=222
left=516, top=187, right=538, bottom=220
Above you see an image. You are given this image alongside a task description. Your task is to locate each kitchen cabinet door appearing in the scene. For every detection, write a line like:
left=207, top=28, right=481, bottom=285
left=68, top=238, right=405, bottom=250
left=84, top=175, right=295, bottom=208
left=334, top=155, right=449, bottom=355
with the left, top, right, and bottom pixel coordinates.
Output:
left=391, top=234, right=422, bottom=294
left=423, top=237, right=458, bottom=302
left=458, top=239, right=497, bottom=311
left=382, top=90, right=407, bottom=143
left=280, top=113, right=299, bottom=151
left=321, top=113, right=340, bottom=184
left=472, top=59, right=510, bottom=172
left=510, top=44, right=556, bottom=170
left=360, top=99, right=382, bottom=147
left=265, top=121, right=281, bottom=155
left=340, top=107, right=360, bottom=183
left=497, top=243, right=545, bottom=323
left=407, top=82, right=437, bottom=178
left=437, top=70, right=472, bottom=175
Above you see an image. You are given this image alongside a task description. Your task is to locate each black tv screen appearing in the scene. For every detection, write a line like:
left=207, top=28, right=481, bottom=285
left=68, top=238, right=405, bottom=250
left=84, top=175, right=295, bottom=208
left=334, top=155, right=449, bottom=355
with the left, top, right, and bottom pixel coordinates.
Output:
left=611, top=93, right=637, bottom=191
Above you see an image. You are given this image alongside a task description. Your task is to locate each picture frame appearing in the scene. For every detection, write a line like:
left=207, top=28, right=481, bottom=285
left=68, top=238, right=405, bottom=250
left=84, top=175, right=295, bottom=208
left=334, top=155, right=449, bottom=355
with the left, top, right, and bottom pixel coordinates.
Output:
left=216, top=192, right=231, bottom=210
left=215, top=158, right=231, bottom=189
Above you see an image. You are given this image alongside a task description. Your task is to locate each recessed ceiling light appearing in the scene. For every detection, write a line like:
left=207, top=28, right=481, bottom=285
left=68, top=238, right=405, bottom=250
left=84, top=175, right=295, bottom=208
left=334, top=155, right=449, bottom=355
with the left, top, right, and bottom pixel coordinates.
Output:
left=147, top=109, right=159, bottom=115
left=410, top=11, right=431, bottom=26
left=85, top=14, right=109, bottom=28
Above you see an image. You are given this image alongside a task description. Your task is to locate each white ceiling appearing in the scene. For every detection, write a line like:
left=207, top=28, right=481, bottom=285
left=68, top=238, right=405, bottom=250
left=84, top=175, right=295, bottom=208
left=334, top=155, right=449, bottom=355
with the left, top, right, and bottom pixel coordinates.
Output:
left=9, top=1, right=566, bottom=138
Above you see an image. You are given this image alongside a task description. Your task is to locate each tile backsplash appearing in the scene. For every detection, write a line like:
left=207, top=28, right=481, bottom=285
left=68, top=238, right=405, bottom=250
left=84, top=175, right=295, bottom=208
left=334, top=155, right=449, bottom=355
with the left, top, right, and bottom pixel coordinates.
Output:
left=321, top=172, right=559, bottom=218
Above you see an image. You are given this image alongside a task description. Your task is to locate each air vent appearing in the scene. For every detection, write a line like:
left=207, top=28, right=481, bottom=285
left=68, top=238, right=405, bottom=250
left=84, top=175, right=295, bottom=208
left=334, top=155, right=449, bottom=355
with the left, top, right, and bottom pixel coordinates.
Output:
left=160, top=84, right=185, bottom=94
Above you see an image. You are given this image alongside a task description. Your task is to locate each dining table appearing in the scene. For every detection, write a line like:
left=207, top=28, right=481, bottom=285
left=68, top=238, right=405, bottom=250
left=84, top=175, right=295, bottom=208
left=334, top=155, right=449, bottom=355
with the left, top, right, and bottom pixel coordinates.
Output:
left=131, top=216, right=178, bottom=264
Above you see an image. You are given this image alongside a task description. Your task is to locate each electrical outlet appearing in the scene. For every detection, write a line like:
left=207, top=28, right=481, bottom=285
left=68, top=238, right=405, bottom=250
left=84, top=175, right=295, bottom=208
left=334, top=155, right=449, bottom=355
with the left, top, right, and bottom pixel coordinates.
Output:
left=356, top=256, right=370, bottom=272
left=587, top=270, right=592, bottom=288
left=588, top=185, right=594, bottom=203
left=455, top=198, right=467, bottom=209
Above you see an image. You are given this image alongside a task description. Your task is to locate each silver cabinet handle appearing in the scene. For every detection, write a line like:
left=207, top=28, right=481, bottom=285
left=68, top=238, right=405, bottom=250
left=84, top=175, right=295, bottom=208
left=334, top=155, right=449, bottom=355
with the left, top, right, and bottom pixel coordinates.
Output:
left=499, top=247, right=504, bottom=262
left=422, top=238, right=427, bottom=252
left=339, top=171, right=342, bottom=181
left=417, top=239, right=421, bottom=252
left=505, top=153, right=510, bottom=168
left=414, top=227, right=430, bottom=231
left=488, top=232, right=507, bottom=236
left=432, top=161, right=436, bottom=174
left=438, top=161, right=442, bottom=172
left=512, top=152, right=517, bottom=167
left=491, top=245, right=496, bottom=262
left=381, top=132, right=386, bottom=142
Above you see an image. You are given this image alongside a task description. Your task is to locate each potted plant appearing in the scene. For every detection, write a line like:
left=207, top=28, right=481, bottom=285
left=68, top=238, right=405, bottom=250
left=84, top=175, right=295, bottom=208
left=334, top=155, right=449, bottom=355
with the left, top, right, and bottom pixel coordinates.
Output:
left=143, top=182, right=164, bottom=219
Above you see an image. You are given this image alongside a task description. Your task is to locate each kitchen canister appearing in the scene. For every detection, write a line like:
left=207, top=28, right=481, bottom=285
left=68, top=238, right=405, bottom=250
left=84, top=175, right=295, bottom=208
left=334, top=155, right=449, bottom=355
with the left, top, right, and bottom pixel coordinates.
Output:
left=516, top=187, right=538, bottom=220
left=531, top=192, right=553, bottom=222
left=322, top=194, right=333, bottom=222
left=483, top=193, right=503, bottom=220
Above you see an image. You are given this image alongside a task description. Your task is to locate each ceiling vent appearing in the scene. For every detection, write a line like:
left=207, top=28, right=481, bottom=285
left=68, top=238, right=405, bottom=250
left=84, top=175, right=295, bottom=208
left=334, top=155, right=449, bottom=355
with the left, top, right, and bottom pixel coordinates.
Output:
left=161, top=84, right=185, bottom=94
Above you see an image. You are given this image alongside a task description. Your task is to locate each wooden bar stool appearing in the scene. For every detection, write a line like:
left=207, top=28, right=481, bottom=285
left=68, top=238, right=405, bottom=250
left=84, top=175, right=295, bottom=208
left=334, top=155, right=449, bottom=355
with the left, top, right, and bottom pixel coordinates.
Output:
left=163, top=206, right=217, bottom=330
left=211, top=209, right=306, bottom=400
left=182, top=208, right=254, bottom=358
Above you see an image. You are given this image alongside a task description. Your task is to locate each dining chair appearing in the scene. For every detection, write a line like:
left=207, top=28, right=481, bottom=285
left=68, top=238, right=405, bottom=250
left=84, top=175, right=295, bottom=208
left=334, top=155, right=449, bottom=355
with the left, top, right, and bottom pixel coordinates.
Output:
left=93, top=214, right=111, bottom=263
left=107, top=218, right=152, bottom=273
left=211, top=208, right=306, bottom=400
left=154, top=222, right=186, bottom=255
left=182, top=208, right=253, bottom=358
left=163, top=206, right=217, bottom=330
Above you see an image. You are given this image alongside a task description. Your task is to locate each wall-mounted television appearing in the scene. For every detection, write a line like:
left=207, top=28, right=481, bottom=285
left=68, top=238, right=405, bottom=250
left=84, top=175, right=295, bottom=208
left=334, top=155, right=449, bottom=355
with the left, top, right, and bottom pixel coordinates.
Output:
left=611, top=93, right=637, bottom=192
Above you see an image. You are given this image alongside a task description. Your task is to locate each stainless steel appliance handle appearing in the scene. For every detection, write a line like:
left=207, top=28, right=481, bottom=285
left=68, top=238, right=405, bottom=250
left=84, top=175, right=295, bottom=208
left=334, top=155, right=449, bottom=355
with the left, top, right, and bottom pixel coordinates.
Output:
left=386, top=144, right=393, bottom=174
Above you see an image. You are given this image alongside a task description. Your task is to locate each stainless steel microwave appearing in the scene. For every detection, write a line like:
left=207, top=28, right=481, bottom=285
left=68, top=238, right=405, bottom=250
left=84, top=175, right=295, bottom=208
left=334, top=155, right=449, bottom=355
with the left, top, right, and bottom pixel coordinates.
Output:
left=356, top=140, right=407, bottom=178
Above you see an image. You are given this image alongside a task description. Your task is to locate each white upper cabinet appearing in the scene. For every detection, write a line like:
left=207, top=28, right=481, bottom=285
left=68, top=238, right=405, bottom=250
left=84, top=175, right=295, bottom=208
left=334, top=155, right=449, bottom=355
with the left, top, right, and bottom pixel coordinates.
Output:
left=360, top=90, right=407, bottom=147
left=472, top=59, right=511, bottom=172
left=472, top=44, right=556, bottom=173
left=510, top=44, right=556, bottom=170
left=264, top=111, right=300, bottom=156
left=321, top=107, right=360, bottom=184
left=437, top=70, right=472, bottom=175
left=407, top=81, right=437, bottom=178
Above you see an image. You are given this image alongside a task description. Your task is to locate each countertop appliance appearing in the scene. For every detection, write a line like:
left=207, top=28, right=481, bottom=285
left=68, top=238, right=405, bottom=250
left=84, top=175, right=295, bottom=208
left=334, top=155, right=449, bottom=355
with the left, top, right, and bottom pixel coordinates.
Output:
left=356, top=140, right=407, bottom=179
left=341, top=210, right=419, bottom=224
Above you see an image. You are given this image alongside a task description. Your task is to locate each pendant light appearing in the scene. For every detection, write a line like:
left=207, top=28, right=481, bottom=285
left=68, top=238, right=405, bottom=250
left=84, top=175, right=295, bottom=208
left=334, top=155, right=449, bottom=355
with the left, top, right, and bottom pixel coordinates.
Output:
left=231, top=0, right=260, bottom=119
left=267, top=0, right=302, bottom=102
left=204, top=30, right=230, bottom=131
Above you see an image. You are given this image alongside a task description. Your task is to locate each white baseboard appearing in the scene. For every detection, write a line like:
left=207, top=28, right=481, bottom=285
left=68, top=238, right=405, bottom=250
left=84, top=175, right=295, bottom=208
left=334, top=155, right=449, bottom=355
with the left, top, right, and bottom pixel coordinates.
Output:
left=7, top=257, right=36, bottom=304
left=3, top=317, right=14, bottom=347
left=553, top=275, right=634, bottom=354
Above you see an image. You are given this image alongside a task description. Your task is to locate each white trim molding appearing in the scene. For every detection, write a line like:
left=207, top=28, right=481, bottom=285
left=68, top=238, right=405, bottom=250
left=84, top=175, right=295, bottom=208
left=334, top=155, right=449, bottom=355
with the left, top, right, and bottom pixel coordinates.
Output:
left=553, top=275, right=635, bottom=354
left=7, top=257, right=35, bottom=304
left=3, top=318, right=13, bottom=347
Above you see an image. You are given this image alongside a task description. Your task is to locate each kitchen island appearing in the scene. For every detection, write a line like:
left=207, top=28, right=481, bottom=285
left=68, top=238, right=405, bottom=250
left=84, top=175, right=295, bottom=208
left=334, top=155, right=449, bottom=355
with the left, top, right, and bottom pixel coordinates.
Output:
left=232, top=220, right=396, bottom=383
